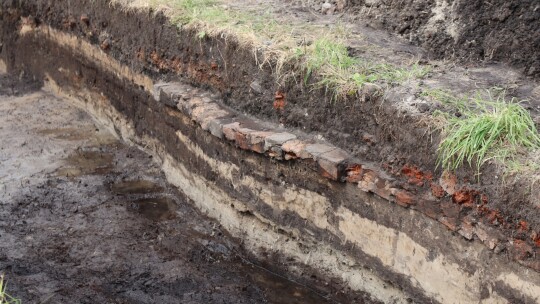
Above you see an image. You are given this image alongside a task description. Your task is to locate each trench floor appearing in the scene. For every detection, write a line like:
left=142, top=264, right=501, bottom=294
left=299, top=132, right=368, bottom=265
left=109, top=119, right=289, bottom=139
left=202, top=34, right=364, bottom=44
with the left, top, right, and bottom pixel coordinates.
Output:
left=0, top=73, right=371, bottom=303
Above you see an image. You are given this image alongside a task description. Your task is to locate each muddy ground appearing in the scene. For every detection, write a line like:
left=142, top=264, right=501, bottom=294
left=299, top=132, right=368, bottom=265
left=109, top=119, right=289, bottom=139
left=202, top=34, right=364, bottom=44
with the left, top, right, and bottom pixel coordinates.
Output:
left=0, top=74, right=375, bottom=303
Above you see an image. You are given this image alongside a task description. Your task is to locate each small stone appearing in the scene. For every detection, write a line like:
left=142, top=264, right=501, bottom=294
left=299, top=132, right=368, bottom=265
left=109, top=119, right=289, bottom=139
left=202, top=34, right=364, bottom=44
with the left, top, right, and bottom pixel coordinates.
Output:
left=250, top=81, right=263, bottom=94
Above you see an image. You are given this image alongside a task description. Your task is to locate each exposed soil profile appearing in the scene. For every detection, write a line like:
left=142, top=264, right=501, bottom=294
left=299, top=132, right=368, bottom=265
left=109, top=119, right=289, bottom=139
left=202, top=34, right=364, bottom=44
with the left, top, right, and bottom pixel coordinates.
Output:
left=0, top=77, right=375, bottom=303
left=1, top=0, right=540, bottom=303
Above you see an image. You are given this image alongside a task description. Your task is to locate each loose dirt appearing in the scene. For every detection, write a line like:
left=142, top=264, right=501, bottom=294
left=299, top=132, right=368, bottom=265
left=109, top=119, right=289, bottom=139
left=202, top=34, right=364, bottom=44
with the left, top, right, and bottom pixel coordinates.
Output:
left=0, top=75, right=373, bottom=303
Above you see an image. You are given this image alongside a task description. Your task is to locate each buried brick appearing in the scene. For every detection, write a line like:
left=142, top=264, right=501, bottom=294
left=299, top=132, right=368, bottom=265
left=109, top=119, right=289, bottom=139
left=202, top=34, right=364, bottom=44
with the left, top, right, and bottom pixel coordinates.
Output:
left=247, top=131, right=274, bottom=153
left=344, top=163, right=363, bottom=183
left=191, top=103, right=230, bottom=130
left=154, top=82, right=189, bottom=108
left=282, top=139, right=310, bottom=159
left=510, top=239, right=534, bottom=260
left=316, top=148, right=349, bottom=181
left=207, top=117, right=236, bottom=139
left=223, top=122, right=241, bottom=141
left=475, top=222, right=503, bottom=250
left=264, top=132, right=297, bottom=159
left=304, top=144, right=335, bottom=158
left=395, top=190, right=414, bottom=207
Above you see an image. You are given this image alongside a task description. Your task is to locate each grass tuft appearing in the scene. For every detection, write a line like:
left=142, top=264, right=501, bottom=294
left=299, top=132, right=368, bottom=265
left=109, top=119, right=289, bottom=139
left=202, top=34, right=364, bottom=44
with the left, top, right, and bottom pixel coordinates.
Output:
left=434, top=91, right=540, bottom=173
left=0, top=275, right=21, bottom=304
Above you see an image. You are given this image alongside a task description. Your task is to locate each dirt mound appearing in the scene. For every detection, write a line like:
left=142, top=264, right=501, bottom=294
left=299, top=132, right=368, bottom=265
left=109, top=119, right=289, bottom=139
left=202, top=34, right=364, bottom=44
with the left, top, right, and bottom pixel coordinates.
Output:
left=309, top=0, right=540, bottom=78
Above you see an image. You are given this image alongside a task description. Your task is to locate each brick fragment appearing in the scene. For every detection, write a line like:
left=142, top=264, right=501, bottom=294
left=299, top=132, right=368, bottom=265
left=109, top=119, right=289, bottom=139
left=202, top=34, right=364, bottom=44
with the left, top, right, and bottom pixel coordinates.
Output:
left=345, top=163, right=363, bottom=183
left=154, top=82, right=189, bottom=108
left=316, top=149, right=349, bottom=181
left=430, top=183, right=445, bottom=198
left=282, top=140, right=310, bottom=159
left=191, top=103, right=229, bottom=130
left=247, top=131, right=274, bottom=153
left=395, top=190, right=414, bottom=207
left=264, top=133, right=297, bottom=150
left=458, top=222, right=474, bottom=240
left=440, top=171, right=458, bottom=195
left=208, top=117, right=232, bottom=138
left=474, top=222, right=502, bottom=250
left=358, top=170, right=378, bottom=193
left=510, top=239, right=533, bottom=260
left=439, top=217, right=459, bottom=231
left=222, top=122, right=241, bottom=141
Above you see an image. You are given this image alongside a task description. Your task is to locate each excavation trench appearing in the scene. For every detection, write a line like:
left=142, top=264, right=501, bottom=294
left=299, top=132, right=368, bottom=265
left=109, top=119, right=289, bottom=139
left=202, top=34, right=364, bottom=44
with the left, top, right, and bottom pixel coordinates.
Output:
left=2, top=1, right=540, bottom=303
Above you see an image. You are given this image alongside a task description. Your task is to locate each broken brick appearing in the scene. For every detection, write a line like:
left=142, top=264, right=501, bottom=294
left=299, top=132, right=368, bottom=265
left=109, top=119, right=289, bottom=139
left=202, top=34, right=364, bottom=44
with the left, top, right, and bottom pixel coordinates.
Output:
left=440, top=171, right=458, bottom=195
left=452, top=188, right=476, bottom=208
left=282, top=140, right=310, bottom=159
left=475, top=222, right=502, bottom=250
left=458, top=222, right=474, bottom=240
left=345, top=163, right=363, bottom=183
left=358, top=170, right=378, bottom=193
left=222, top=122, right=241, bottom=141
left=430, top=183, right=445, bottom=198
left=395, top=190, right=414, bottom=207
left=264, top=132, right=297, bottom=150
left=316, top=149, right=349, bottom=181
left=247, top=131, right=274, bottom=153
left=511, top=239, right=533, bottom=260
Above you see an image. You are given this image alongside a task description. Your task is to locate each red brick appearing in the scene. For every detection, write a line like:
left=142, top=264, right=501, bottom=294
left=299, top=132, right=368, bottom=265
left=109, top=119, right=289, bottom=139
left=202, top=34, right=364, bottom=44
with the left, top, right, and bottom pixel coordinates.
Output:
left=395, top=190, right=414, bottom=207
left=452, top=188, right=476, bottom=208
left=430, top=183, right=445, bottom=198
left=511, top=239, right=533, bottom=260
left=281, top=140, right=310, bottom=159
left=345, top=163, right=363, bottom=183
left=222, top=122, right=241, bottom=141
left=458, top=222, right=474, bottom=240
left=358, top=170, right=378, bottom=192
left=440, top=171, right=458, bottom=195
left=317, top=149, right=349, bottom=181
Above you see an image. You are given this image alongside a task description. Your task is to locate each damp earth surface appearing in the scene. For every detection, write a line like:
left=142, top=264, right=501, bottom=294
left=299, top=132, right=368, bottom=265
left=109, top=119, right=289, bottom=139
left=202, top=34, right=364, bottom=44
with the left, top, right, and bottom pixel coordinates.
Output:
left=0, top=74, right=375, bottom=303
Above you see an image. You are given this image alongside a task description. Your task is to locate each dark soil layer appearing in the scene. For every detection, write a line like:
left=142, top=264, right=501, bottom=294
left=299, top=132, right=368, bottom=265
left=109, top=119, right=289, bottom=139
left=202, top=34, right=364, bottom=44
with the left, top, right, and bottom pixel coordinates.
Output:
left=342, top=0, right=540, bottom=78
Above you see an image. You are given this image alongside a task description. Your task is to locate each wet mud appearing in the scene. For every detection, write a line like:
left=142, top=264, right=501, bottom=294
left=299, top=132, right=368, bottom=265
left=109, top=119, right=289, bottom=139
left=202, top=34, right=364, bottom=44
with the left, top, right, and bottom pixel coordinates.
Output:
left=0, top=76, right=374, bottom=303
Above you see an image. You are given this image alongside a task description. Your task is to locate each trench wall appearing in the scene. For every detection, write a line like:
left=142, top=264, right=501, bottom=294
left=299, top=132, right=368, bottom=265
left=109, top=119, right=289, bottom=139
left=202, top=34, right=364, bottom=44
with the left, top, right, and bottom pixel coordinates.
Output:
left=2, top=2, right=540, bottom=303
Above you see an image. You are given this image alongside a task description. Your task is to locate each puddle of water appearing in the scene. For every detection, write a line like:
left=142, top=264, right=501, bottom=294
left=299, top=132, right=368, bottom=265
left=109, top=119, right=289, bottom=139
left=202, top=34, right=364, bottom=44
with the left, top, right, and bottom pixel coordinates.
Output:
left=56, top=150, right=114, bottom=177
left=111, top=180, right=164, bottom=195
left=128, top=197, right=177, bottom=221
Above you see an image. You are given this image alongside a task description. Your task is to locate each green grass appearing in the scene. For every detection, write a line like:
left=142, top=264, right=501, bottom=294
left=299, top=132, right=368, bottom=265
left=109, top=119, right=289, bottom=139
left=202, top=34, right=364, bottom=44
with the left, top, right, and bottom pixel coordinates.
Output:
left=431, top=90, right=540, bottom=173
left=0, top=275, right=21, bottom=304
